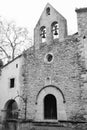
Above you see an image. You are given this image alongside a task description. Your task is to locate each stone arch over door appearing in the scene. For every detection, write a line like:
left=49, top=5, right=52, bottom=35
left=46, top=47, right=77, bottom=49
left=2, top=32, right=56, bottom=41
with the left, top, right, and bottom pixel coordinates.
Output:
left=35, top=86, right=67, bottom=121
left=3, top=99, right=18, bottom=120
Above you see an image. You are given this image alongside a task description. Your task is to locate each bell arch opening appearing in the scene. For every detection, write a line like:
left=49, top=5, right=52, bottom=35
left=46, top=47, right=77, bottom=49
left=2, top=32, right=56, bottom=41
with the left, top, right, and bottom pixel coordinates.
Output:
left=40, top=26, right=46, bottom=43
left=44, top=94, right=57, bottom=119
left=51, top=21, right=59, bottom=39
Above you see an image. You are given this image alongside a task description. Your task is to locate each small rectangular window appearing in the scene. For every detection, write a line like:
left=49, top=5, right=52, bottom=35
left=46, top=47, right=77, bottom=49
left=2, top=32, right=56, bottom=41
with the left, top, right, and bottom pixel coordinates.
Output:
left=16, top=64, right=18, bottom=68
left=10, top=78, right=15, bottom=88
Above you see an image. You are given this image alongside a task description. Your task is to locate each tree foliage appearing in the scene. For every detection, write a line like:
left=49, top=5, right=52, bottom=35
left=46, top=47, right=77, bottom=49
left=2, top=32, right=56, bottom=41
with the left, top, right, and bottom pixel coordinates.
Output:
left=0, top=17, right=32, bottom=63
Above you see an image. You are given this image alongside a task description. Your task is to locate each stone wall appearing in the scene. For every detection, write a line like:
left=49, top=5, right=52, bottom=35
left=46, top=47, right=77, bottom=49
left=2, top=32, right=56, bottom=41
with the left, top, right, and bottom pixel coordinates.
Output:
left=75, top=8, right=87, bottom=120
left=76, top=8, right=87, bottom=37
left=20, top=37, right=82, bottom=121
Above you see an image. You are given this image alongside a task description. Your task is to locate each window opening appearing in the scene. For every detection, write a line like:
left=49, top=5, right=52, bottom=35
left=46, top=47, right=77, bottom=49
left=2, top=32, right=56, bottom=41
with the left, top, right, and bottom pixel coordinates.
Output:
left=10, top=78, right=15, bottom=88
left=46, top=54, right=53, bottom=62
left=46, top=7, right=50, bottom=15
left=40, top=26, right=46, bottom=43
left=44, top=94, right=57, bottom=119
left=16, top=64, right=18, bottom=68
left=51, top=22, right=59, bottom=39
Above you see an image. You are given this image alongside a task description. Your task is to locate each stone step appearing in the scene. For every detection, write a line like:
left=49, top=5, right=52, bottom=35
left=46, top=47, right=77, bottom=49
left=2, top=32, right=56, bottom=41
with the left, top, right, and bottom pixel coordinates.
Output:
left=31, top=122, right=72, bottom=130
left=31, top=125, right=71, bottom=130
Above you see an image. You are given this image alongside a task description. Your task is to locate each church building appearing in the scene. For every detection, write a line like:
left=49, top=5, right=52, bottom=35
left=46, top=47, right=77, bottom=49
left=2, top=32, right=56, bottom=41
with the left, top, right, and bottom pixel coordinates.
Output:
left=1, top=3, right=87, bottom=127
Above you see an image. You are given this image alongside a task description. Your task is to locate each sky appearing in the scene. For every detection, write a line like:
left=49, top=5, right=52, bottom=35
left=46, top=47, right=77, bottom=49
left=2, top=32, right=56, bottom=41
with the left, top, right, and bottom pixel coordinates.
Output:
left=0, top=0, right=87, bottom=40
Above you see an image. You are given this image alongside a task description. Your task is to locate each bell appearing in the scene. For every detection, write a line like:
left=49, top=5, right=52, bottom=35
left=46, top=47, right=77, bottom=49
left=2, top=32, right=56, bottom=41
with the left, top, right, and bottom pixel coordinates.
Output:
left=41, top=29, right=46, bottom=38
left=42, top=33, right=46, bottom=38
left=54, top=30, right=58, bottom=35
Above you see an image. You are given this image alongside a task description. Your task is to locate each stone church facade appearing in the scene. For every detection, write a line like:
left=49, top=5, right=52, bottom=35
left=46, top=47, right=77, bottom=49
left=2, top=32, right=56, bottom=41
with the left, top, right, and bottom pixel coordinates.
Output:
left=20, top=4, right=87, bottom=122
left=1, top=3, right=87, bottom=126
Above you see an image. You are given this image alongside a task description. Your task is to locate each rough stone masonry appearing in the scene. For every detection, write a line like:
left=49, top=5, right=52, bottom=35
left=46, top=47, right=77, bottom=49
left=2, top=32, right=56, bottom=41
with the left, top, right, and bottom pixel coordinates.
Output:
left=19, top=4, right=87, bottom=124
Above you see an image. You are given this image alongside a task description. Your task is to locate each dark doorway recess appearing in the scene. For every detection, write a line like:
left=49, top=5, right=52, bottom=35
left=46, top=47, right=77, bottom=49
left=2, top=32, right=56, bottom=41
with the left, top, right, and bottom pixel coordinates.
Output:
left=5, top=100, right=18, bottom=119
left=44, top=94, right=57, bottom=119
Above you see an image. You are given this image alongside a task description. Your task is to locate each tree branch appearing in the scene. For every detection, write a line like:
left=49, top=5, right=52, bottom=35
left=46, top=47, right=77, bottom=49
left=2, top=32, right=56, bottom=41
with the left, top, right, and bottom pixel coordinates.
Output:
left=0, top=46, right=9, bottom=58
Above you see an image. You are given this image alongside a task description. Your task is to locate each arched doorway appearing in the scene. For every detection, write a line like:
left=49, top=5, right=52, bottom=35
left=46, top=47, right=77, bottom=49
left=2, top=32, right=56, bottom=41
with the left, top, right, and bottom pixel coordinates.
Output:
left=4, top=99, right=18, bottom=119
left=36, top=86, right=67, bottom=121
left=44, top=94, right=57, bottom=119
